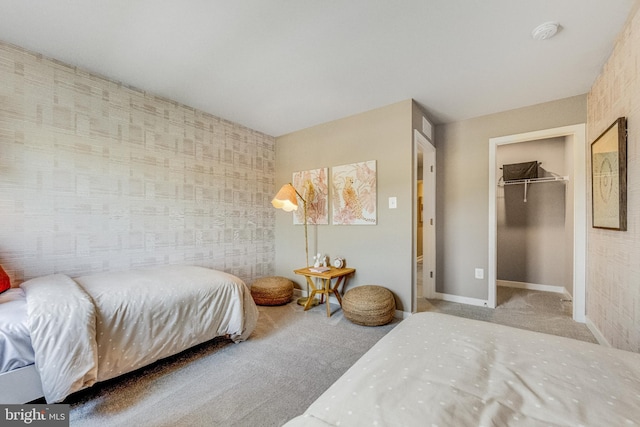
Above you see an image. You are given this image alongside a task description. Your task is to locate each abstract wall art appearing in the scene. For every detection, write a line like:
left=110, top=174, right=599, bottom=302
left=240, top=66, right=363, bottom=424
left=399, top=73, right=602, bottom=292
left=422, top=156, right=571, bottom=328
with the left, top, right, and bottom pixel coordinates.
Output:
left=292, top=168, right=329, bottom=225
left=332, top=160, right=377, bottom=225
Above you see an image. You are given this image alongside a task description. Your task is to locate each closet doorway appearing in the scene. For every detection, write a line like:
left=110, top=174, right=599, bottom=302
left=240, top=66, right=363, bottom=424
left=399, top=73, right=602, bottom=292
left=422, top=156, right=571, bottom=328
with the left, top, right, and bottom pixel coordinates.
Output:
left=488, top=125, right=586, bottom=322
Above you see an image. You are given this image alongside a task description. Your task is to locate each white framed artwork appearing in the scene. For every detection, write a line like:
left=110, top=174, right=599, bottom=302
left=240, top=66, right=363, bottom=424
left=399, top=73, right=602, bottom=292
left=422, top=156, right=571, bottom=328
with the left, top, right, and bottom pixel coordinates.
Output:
left=292, top=168, right=329, bottom=225
left=332, top=160, right=377, bottom=225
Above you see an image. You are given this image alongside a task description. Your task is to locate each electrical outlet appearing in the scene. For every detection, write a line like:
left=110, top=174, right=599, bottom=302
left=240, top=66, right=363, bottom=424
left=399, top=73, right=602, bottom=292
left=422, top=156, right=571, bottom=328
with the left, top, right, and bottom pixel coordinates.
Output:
left=475, top=268, right=484, bottom=279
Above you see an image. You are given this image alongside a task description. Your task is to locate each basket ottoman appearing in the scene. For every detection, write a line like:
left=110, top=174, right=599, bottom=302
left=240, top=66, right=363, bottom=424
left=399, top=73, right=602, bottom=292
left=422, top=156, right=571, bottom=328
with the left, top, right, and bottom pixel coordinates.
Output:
left=342, top=285, right=395, bottom=326
left=251, top=276, right=294, bottom=306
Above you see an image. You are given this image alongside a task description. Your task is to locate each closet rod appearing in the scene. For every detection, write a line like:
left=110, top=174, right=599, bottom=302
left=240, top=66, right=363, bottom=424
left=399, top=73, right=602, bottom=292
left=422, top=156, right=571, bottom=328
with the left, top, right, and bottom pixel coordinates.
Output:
left=498, top=176, right=569, bottom=202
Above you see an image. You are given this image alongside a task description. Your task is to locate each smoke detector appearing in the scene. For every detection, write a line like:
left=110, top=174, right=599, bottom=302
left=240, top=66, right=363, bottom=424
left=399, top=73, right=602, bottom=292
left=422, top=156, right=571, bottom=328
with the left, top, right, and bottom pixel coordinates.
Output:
left=531, top=22, right=559, bottom=40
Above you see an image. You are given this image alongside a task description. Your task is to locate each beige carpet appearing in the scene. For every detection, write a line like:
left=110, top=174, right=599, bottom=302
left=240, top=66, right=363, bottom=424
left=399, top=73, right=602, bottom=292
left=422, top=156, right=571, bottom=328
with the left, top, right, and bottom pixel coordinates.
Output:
left=67, top=288, right=596, bottom=426
left=419, top=286, right=597, bottom=343
left=67, top=301, right=398, bottom=427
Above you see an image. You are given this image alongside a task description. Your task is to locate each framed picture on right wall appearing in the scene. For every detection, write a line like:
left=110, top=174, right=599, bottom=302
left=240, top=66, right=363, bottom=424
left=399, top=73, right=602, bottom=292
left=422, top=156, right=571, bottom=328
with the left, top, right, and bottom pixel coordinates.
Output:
left=591, top=117, right=627, bottom=230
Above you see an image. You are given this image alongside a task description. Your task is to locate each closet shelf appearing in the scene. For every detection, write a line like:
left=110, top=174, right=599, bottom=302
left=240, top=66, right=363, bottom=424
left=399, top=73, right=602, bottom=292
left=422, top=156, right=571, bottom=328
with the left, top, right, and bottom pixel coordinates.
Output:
left=498, top=176, right=568, bottom=202
left=498, top=176, right=569, bottom=186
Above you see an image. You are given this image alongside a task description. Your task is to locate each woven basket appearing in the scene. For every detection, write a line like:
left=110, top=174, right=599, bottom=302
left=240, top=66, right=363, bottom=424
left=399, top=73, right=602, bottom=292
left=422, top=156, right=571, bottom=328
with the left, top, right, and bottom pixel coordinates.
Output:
left=251, top=276, right=294, bottom=306
left=342, top=285, right=395, bottom=326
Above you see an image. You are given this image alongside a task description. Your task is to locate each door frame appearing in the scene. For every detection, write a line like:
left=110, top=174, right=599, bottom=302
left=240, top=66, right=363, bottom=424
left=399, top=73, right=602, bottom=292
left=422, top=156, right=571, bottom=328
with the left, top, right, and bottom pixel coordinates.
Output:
left=488, top=124, right=586, bottom=321
left=414, top=129, right=436, bottom=310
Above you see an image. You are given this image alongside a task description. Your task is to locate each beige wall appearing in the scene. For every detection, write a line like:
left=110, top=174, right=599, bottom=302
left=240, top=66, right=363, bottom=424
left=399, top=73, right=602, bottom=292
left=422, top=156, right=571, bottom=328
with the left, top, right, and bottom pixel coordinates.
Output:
left=0, top=41, right=275, bottom=285
left=587, top=4, right=640, bottom=352
left=435, top=95, right=587, bottom=300
left=275, top=100, right=415, bottom=312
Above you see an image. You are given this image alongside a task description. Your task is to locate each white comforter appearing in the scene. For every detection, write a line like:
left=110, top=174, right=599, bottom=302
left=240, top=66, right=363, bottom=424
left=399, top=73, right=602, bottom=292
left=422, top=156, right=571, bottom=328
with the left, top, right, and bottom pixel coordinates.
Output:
left=285, top=312, right=640, bottom=427
left=0, top=289, right=35, bottom=372
left=21, top=265, right=258, bottom=403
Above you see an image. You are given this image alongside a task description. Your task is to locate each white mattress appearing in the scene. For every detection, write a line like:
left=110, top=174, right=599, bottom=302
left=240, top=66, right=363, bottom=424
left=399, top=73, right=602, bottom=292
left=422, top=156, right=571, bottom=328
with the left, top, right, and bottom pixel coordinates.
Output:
left=0, top=288, right=35, bottom=373
left=285, top=312, right=640, bottom=426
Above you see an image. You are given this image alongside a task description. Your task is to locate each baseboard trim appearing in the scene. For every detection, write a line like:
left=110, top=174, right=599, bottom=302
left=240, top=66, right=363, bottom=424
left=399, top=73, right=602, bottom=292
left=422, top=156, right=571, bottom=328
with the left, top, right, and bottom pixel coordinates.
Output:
left=434, top=292, right=489, bottom=307
left=395, top=309, right=412, bottom=320
left=498, top=280, right=569, bottom=296
left=585, top=316, right=611, bottom=347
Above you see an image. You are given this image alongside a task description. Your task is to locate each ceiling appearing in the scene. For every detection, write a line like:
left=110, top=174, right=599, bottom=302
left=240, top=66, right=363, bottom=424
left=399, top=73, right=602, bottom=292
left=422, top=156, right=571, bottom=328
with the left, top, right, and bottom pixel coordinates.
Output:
left=0, top=1, right=636, bottom=136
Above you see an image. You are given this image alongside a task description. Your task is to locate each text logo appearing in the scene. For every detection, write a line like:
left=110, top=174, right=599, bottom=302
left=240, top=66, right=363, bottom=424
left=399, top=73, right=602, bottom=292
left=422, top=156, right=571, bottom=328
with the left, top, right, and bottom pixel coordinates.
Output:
left=0, top=405, right=69, bottom=426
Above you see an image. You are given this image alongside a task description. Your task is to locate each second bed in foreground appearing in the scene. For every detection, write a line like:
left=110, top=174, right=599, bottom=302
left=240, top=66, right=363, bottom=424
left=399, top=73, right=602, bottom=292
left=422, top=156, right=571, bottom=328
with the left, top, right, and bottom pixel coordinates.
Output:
left=285, top=311, right=640, bottom=426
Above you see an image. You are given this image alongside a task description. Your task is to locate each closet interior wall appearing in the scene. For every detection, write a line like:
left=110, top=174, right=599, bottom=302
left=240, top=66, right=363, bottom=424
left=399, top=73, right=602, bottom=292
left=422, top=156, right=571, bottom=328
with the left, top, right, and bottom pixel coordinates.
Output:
left=496, top=136, right=573, bottom=296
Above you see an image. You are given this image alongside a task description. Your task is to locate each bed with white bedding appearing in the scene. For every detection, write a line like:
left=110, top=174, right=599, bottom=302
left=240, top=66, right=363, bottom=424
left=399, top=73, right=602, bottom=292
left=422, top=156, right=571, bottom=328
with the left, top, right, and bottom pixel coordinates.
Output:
left=0, top=289, right=35, bottom=373
left=0, top=265, right=258, bottom=404
left=285, top=311, right=640, bottom=427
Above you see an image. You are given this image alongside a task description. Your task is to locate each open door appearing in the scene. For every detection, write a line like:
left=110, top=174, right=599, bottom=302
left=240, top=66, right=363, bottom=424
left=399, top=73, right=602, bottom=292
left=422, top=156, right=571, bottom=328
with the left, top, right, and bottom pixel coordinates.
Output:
left=414, top=129, right=436, bottom=310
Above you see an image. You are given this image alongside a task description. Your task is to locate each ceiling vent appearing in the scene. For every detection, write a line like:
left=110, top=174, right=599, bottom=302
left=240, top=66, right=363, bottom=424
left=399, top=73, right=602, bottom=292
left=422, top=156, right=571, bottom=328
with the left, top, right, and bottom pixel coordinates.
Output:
left=531, top=22, right=559, bottom=41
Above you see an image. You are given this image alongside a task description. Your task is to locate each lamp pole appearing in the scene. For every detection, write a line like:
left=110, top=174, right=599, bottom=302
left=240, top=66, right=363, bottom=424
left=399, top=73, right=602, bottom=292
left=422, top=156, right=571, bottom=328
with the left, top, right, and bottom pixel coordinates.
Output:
left=292, top=185, right=317, bottom=307
left=272, top=182, right=316, bottom=306
left=293, top=187, right=309, bottom=268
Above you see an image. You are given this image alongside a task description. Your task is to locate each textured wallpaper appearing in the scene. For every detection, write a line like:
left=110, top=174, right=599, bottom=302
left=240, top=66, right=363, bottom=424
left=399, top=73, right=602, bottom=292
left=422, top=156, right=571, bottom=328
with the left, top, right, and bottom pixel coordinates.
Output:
left=0, top=41, right=276, bottom=286
left=587, top=6, right=640, bottom=352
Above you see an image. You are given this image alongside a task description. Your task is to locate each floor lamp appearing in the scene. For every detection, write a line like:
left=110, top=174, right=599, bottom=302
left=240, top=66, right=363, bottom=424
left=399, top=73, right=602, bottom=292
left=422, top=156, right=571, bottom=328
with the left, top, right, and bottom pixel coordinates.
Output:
left=272, top=183, right=317, bottom=306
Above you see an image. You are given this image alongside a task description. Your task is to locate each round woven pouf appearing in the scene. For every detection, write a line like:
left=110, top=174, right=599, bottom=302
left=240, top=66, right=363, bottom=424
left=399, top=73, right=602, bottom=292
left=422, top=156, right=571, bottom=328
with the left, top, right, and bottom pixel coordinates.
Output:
left=342, top=285, right=395, bottom=326
left=251, top=276, right=294, bottom=306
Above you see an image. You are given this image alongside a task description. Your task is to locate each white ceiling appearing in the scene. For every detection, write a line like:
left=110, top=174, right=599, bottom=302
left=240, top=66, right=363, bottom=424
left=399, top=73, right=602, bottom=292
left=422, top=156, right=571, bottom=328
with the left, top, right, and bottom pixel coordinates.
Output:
left=0, top=1, right=636, bottom=136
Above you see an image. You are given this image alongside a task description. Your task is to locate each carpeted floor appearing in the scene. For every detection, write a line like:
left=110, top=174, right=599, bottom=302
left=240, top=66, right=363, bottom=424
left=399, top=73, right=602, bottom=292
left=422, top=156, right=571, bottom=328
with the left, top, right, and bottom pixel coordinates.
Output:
left=66, top=287, right=596, bottom=426
left=418, top=286, right=597, bottom=343
left=67, top=301, right=398, bottom=427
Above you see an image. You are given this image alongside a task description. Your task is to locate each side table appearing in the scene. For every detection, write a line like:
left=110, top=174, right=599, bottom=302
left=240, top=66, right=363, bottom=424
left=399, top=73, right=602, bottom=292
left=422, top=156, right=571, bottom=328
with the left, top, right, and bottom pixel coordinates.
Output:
left=293, top=267, right=356, bottom=317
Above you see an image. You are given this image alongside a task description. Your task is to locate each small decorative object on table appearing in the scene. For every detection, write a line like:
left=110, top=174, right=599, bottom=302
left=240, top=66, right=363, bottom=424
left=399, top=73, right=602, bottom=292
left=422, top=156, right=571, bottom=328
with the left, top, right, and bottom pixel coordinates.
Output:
left=333, top=257, right=345, bottom=268
left=313, top=253, right=322, bottom=268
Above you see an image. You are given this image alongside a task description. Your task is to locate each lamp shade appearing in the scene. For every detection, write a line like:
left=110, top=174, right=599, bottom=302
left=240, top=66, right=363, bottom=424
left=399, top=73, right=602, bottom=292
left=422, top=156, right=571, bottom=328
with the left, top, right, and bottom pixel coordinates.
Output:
left=271, top=184, right=299, bottom=212
left=0, top=265, right=10, bottom=293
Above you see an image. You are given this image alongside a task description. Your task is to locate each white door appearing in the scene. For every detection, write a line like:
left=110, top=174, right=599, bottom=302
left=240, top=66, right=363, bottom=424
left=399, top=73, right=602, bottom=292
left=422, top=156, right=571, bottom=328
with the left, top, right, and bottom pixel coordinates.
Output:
left=414, top=129, right=436, bottom=309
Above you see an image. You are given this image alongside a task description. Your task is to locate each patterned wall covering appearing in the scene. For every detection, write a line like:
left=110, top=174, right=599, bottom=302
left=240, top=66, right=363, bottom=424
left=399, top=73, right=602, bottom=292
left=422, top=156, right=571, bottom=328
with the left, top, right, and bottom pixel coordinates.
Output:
left=0, top=41, right=276, bottom=286
left=587, top=6, right=640, bottom=352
